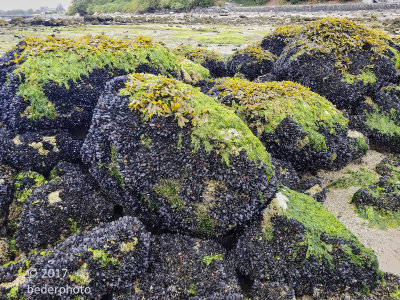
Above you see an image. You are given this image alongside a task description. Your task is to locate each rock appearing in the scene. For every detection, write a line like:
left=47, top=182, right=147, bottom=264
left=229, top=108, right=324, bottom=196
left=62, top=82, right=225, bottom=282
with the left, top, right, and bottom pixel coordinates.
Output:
left=234, top=188, right=380, bottom=297
left=271, top=157, right=300, bottom=189
left=352, top=156, right=400, bottom=229
left=273, top=17, right=399, bottom=110
left=205, top=78, right=367, bottom=173
left=82, top=74, right=276, bottom=238
left=0, top=35, right=208, bottom=133
left=15, top=162, right=114, bottom=252
left=260, top=24, right=303, bottom=56
left=116, top=233, right=242, bottom=299
left=0, top=126, right=82, bottom=174
left=297, top=177, right=327, bottom=203
left=227, top=43, right=276, bottom=81
left=351, top=86, right=400, bottom=153
left=250, top=280, right=295, bottom=300
left=0, top=216, right=152, bottom=299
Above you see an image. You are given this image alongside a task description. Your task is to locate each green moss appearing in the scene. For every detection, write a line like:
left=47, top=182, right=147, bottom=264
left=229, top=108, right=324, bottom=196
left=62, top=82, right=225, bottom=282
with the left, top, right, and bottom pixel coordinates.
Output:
left=179, top=57, right=210, bottom=84
left=280, top=187, right=377, bottom=268
left=13, top=171, right=46, bottom=203
left=174, top=45, right=225, bottom=64
left=202, top=253, right=223, bottom=266
left=153, top=179, right=185, bottom=210
left=356, top=205, right=400, bottom=230
left=6, top=286, right=18, bottom=299
left=365, top=106, right=400, bottom=137
left=68, top=263, right=91, bottom=285
left=120, top=74, right=273, bottom=175
left=391, top=286, right=400, bottom=299
left=327, top=168, right=378, bottom=189
left=356, top=137, right=369, bottom=154
left=341, top=69, right=377, bottom=86
left=196, top=206, right=217, bottom=236
left=189, top=283, right=196, bottom=296
left=139, top=133, right=152, bottom=149
left=88, top=248, right=119, bottom=267
left=109, top=145, right=125, bottom=186
left=211, top=78, right=348, bottom=152
left=287, top=17, right=396, bottom=73
left=7, top=35, right=190, bottom=121
left=68, top=218, right=81, bottom=235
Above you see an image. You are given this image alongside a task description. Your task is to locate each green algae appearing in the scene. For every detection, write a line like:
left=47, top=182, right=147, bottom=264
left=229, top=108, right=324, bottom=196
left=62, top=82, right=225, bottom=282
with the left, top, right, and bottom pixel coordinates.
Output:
left=120, top=73, right=273, bottom=176
left=280, top=187, right=378, bottom=269
left=211, top=78, right=348, bottom=152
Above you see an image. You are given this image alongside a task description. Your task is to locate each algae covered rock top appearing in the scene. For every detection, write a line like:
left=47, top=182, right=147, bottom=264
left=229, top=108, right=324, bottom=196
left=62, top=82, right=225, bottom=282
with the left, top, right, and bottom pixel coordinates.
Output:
left=206, top=77, right=367, bottom=172
left=0, top=35, right=209, bottom=132
left=274, top=17, right=400, bottom=109
left=234, top=187, right=380, bottom=298
left=82, top=73, right=276, bottom=238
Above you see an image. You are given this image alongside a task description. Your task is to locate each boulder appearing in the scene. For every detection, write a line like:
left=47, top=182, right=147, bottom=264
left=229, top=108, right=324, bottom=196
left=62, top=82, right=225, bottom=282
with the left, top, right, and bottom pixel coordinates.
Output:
left=0, top=216, right=152, bottom=299
left=273, top=17, right=400, bottom=110
left=116, top=233, right=242, bottom=299
left=352, top=156, right=400, bottom=229
left=351, top=86, right=400, bottom=153
left=227, top=43, right=276, bottom=81
left=0, top=35, right=208, bottom=133
left=15, top=162, right=114, bottom=251
left=0, top=125, right=81, bottom=174
left=206, top=78, right=367, bottom=172
left=82, top=74, right=276, bottom=238
left=234, top=188, right=380, bottom=297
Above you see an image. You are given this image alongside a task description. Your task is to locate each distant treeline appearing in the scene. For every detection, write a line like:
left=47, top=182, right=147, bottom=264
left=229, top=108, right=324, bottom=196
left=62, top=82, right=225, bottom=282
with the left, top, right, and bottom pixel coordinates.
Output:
left=68, top=0, right=267, bottom=15
left=0, top=9, right=41, bottom=16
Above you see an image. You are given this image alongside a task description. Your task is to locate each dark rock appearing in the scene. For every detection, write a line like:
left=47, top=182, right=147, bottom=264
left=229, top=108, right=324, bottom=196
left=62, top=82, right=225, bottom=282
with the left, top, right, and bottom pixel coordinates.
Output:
left=15, top=162, right=114, bottom=251
left=82, top=74, right=276, bottom=238
left=273, top=18, right=399, bottom=110
left=297, top=177, right=327, bottom=203
left=115, top=233, right=243, bottom=299
left=205, top=78, right=368, bottom=173
left=0, top=216, right=152, bottom=299
left=227, top=43, right=276, bottom=81
left=0, top=126, right=82, bottom=174
left=234, top=188, right=380, bottom=297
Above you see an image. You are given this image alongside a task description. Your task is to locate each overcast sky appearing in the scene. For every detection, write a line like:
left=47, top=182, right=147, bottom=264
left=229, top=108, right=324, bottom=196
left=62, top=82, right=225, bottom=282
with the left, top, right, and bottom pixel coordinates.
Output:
left=0, top=0, right=72, bottom=10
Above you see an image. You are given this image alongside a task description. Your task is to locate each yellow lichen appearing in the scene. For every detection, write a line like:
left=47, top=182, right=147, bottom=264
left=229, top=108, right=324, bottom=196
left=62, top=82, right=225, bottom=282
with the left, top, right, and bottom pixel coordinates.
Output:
left=120, top=237, right=139, bottom=253
left=48, top=190, right=62, bottom=204
left=12, top=136, right=22, bottom=145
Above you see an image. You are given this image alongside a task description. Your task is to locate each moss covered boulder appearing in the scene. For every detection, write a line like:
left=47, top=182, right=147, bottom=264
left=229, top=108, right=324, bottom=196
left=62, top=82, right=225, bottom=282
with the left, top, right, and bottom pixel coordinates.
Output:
left=15, top=162, right=114, bottom=252
left=234, top=188, right=380, bottom=298
left=273, top=18, right=400, bottom=109
left=0, top=35, right=209, bottom=132
left=116, top=233, right=242, bottom=299
left=352, top=156, right=400, bottom=229
left=0, top=216, right=152, bottom=299
left=174, top=45, right=228, bottom=78
left=227, top=43, right=277, bottom=81
left=0, top=125, right=81, bottom=174
left=81, top=74, right=276, bottom=238
left=206, top=78, right=367, bottom=172
left=351, top=86, right=400, bottom=153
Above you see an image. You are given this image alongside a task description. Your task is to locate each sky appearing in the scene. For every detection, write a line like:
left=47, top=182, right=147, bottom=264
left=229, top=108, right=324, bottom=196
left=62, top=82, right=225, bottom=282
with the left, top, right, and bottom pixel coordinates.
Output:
left=0, top=0, right=72, bottom=10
